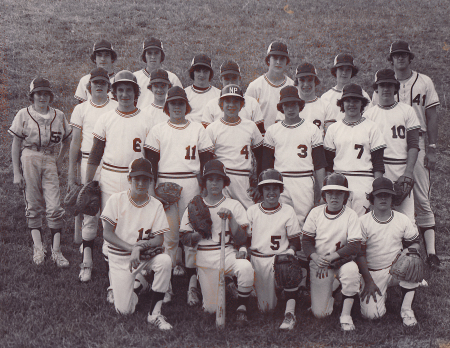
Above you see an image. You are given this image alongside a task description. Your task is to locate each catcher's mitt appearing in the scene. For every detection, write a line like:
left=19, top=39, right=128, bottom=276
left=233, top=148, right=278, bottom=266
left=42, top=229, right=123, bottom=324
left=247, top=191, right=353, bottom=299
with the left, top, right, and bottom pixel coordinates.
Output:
left=247, top=154, right=263, bottom=203
left=393, top=175, right=414, bottom=206
left=188, top=195, right=212, bottom=240
left=64, top=183, right=82, bottom=207
left=140, top=246, right=164, bottom=260
left=74, top=181, right=101, bottom=216
left=390, top=248, right=425, bottom=283
left=274, top=253, right=303, bottom=289
left=329, top=255, right=356, bottom=269
left=155, top=182, right=182, bottom=204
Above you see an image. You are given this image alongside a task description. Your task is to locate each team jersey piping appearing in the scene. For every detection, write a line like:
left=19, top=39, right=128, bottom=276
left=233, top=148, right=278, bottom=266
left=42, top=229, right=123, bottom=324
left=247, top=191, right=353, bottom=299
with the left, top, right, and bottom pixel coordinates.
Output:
left=220, top=118, right=241, bottom=126
left=281, top=170, right=313, bottom=178
left=343, top=117, right=366, bottom=127
left=371, top=210, right=394, bottom=224
left=90, top=99, right=110, bottom=108
left=168, top=120, right=190, bottom=130
left=226, top=168, right=250, bottom=176
left=263, top=74, right=287, bottom=88
left=115, top=109, right=140, bottom=118
left=281, top=119, right=304, bottom=129
left=258, top=203, right=283, bottom=215
left=191, top=86, right=212, bottom=94
left=322, top=206, right=346, bottom=220
left=158, top=172, right=197, bottom=179
left=103, top=162, right=129, bottom=173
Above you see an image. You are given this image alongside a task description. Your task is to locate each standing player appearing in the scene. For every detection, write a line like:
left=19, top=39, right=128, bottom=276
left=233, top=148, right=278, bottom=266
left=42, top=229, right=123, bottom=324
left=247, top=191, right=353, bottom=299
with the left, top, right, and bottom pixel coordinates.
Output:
left=144, top=86, right=214, bottom=305
left=357, top=177, right=423, bottom=326
left=9, top=77, right=72, bottom=267
left=179, top=159, right=254, bottom=322
left=302, top=173, right=361, bottom=331
left=101, top=158, right=173, bottom=330
left=206, top=85, right=263, bottom=209
left=321, top=53, right=371, bottom=129
left=247, top=169, right=302, bottom=330
left=201, top=60, right=264, bottom=134
left=135, top=37, right=182, bottom=109
left=184, top=54, right=220, bottom=124
left=364, top=69, right=420, bottom=224
left=140, top=69, right=171, bottom=128
left=74, top=39, right=117, bottom=103
left=372, top=41, right=441, bottom=269
left=323, top=83, right=386, bottom=216
left=68, top=67, right=118, bottom=281
left=276, top=63, right=333, bottom=133
left=246, top=41, right=294, bottom=129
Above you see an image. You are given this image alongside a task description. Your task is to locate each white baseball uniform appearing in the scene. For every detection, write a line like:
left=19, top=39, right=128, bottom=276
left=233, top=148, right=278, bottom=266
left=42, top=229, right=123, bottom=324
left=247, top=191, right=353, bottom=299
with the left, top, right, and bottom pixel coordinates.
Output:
left=9, top=106, right=72, bottom=229
left=70, top=98, right=118, bottom=240
left=323, top=118, right=386, bottom=216
left=372, top=71, right=440, bottom=227
left=359, top=210, right=420, bottom=319
left=247, top=203, right=301, bottom=311
left=101, top=191, right=172, bottom=315
left=302, top=205, right=362, bottom=318
left=140, top=103, right=170, bottom=130
left=206, top=118, right=263, bottom=209
left=246, top=74, right=294, bottom=129
left=201, top=95, right=264, bottom=129
left=184, top=85, right=221, bottom=124
left=364, top=103, right=421, bottom=222
left=134, top=68, right=182, bottom=109
left=180, top=196, right=254, bottom=313
left=74, top=73, right=115, bottom=103
left=264, top=119, right=324, bottom=228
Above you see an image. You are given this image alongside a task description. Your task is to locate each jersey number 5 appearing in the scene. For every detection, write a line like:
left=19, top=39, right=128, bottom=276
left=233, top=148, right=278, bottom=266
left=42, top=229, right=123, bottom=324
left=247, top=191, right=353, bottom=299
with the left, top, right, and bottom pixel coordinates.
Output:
left=270, top=236, right=281, bottom=250
left=50, top=131, right=62, bottom=143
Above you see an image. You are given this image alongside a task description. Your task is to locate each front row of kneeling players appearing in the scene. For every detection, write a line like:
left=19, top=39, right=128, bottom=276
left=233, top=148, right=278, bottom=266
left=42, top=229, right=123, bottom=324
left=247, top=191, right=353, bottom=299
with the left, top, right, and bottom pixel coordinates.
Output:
left=105, top=155, right=424, bottom=331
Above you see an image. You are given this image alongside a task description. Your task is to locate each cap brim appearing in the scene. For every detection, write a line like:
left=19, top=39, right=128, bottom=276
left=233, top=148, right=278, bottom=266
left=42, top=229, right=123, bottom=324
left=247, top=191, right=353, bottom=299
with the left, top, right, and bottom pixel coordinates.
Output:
left=321, top=184, right=350, bottom=192
left=166, top=95, right=188, bottom=103
left=31, top=87, right=53, bottom=94
left=191, top=63, right=212, bottom=69
left=267, top=51, right=289, bottom=58
left=258, top=179, right=283, bottom=186
left=372, top=188, right=396, bottom=195
left=277, top=97, right=303, bottom=111
left=220, top=93, right=244, bottom=100
left=374, top=79, right=398, bottom=85
left=204, top=171, right=230, bottom=179
left=90, top=76, right=110, bottom=82
left=220, top=70, right=240, bottom=76
left=129, top=171, right=153, bottom=178
left=148, top=78, right=170, bottom=85
left=339, top=94, right=368, bottom=101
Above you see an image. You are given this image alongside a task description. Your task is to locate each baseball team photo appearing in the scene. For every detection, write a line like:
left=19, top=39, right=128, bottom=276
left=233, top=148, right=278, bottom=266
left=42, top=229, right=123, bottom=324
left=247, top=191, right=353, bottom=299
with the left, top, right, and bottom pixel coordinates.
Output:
left=1, top=0, right=450, bottom=347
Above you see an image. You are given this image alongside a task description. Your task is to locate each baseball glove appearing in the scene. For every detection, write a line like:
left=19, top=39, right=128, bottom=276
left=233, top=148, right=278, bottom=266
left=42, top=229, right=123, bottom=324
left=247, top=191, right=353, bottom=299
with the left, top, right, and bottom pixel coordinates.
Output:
left=390, top=248, right=425, bottom=283
left=393, top=175, right=414, bottom=206
left=155, top=182, right=182, bottom=204
left=74, top=181, right=101, bottom=216
left=329, top=255, right=356, bottom=269
left=188, top=195, right=212, bottom=240
left=64, top=183, right=82, bottom=207
left=274, top=253, right=303, bottom=290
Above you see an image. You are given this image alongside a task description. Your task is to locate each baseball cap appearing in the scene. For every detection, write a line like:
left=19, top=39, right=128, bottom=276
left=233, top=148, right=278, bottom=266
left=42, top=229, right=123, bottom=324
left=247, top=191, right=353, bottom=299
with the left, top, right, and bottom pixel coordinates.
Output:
left=265, top=41, right=290, bottom=65
left=371, top=177, right=396, bottom=196
left=258, top=168, right=283, bottom=186
left=29, top=77, right=53, bottom=95
left=330, top=53, right=358, bottom=77
left=295, top=63, right=320, bottom=85
left=89, top=67, right=110, bottom=82
left=128, top=158, right=154, bottom=178
left=276, top=86, right=305, bottom=113
left=202, top=159, right=230, bottom=180
left=189, top=54, right=214, bottom=80
left=372, top=69, right=400, bottom=92
left=389, top=40, right=415, bottom=59
left=147, top=69, right=171, bottom=90
left=321, top=173, right=350, bottom=192
left=220, top=60, right=241, bottom=77
left=163, top=86, right=192, bottom=115
left=141, top=37, right=165, bottom=63
left=338, top=83, right=368, bottom=101
left=112, top=70, right=139, bottom=89
left=219, top=84, right=244, bottom=101
left=90, top=39, right=117, bottom=63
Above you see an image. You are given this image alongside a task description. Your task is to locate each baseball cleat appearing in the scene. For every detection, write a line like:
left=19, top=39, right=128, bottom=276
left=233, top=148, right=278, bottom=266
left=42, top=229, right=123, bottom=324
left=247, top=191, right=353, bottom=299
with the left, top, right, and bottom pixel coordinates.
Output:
left=33, top=245, right=46, bottom=265
left=401, top=309, right=418, bottom=327
left=426, top=254, right=442, bottom=271
left=279, top=312, right=296, bottom=330
left=51, top=248, right=69, bottom=268
left=340, top=315, right=355, bottom=331
left=187, top=286, right=201, bottom=306
left=106, top=289, right=114, bottom=304
left=147, top=314, right=173, bottom=331
left=79, top=262, right=93, bottom=282
left=173, top=265, right=186, bottom=276
left=235, top=309, right=248, bottom=324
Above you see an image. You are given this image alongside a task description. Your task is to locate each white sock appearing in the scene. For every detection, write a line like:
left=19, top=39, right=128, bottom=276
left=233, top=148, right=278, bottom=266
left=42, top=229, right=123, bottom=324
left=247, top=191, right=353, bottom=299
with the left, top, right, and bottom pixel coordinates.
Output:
left=401, top=291, right=415, bottom=312
left=52, top=232, right=61, bottom=251
left=423, top=229, right=436, bottom=255
left=152, top=300, right=163, bottom=316
left=285, top=299, right=296, bottom=315
left=31, top=229, right=42, bottom=248
left=83, top=246, right=93, bottom=264
left=341, top=297, right=354, bottom=317
left=189, top=274, right=197, bottom=289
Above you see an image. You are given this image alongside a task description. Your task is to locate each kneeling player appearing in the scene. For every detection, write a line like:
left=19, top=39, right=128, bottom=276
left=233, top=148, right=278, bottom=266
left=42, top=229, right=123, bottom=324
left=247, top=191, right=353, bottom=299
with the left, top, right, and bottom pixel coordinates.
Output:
left=247, top=169, right=302, bottom=330
left=356, top=177, right=422, bottom=327
left=101, top=158, right=173, bottom=330
left=302, top=173, right=361, bottom=331
left=179, top=160, right=254, bottom=322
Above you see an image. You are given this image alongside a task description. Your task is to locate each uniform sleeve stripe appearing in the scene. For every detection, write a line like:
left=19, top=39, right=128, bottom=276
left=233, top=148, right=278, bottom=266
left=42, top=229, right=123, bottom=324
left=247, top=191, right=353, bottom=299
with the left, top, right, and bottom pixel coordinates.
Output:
left=62, top=129, right=73, bottom=141
left=406, top=125, right=421, bottom=131
left=152, top=228, right=170, bottom=236
left=302, top=230, right=316, bottom=238
left=8, top=129, right=25, bottom=139
left=263, top=143, right=275, bottom=149
left=100, top=215, right=117, bottom=226
left=142, top=144, right=160, bottom=153
left=251, top=140, right=264, bottom=149
left=347, top=237, right=362, bottom=243
left=425, top=102, right=440, bottom=109
left=311, top=142, right=323, bottom=149
left=323, top=146, right=336, bottom=152
left=74, top=95, right=86, bottom=102
left=93, top=133, right=106, bottom=142
left=370, top=144, right=387, bottom=152
left=288, top=232, right=302, bottom=239
left=70, top=123, right=82, bottom=130
left=403, top=234, right=420, bottom=242
left=198, top=146, right=214, bottom=153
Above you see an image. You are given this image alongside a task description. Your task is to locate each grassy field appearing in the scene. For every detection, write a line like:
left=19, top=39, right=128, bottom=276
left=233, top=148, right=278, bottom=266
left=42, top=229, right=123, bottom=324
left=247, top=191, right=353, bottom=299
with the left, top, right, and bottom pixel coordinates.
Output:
left=1, top=0, right=450, bottom=347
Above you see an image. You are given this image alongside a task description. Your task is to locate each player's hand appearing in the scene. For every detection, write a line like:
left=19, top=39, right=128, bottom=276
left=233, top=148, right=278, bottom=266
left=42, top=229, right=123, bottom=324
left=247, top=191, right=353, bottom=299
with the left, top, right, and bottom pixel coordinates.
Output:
left=153, top=195, right=170, bottom=210
left=129, top=247, right=141, bottom=272
left=191, top=231, right=203, bottom=246
left=360, top=280, right=382, bottom=304
left=311, top=253, right=330, bottom=268
left=13, top=173, right=25, bottom=190
left=236, top=250, right=247, bottom=259
left=316, top=266, right=329, bottom=279
left=217, top=208, right=232, bottom=220
left=424, top=150, right=436, bottom=170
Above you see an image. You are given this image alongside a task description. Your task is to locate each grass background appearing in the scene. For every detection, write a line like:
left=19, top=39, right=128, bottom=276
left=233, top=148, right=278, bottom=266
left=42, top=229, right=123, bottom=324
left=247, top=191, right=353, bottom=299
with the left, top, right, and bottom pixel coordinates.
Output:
left=1, top=0, right=450, bottom=347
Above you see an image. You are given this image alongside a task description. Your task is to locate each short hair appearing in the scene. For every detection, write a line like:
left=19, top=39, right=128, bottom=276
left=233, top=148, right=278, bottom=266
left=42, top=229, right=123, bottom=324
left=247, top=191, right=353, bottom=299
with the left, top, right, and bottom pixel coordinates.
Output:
left=189, top=66, right=213, bottom=81
left=336, top=97, right=369, bottom=113
left=200, top=174, right=231, bottom=190
left=367, top=192, right=394, bottom=206
left=218, top=98, right=245, bottom=111
left=111, top=83, right=140, bottom=104
left=294, top=76, right=319, bottom=87
left=387, top=52, right=414, bottom=63
left=372, top=82, right=400, bottom=95
left=86, top=81, right=112, bottom=95
left=322, top=190, right=350, bottom=206
left=29, top=91, right=54, bottom=104
left=258, top=183, right=284, bottom=196
left=93, top=50, right=116, bottom=63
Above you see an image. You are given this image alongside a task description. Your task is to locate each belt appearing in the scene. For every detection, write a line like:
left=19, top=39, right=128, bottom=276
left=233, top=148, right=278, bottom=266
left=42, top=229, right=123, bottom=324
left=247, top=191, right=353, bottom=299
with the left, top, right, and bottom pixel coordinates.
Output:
left=26, top=145, right=54, bottom=155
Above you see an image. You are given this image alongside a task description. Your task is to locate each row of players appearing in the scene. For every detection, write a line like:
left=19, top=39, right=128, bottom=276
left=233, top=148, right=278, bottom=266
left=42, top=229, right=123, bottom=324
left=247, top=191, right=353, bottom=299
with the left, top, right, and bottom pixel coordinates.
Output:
left=9, top=38, right=439, bottom=330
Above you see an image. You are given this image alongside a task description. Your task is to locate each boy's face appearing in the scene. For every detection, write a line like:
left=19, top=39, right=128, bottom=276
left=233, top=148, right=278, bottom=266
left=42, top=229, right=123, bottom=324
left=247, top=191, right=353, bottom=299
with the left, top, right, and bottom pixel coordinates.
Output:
left=151, top=82, right=169, bottom=101
left=373, top=192, right=393, bottom=212
left=220, top=74, right=240, bottom=87
left=116, top=82, right=136, bottom=109
left=262, top=184, right=281, bottom=206
left=205, top=174, right=225, bottom=195
left=145, top=49, right=162, bottom=69
left=282, top=101, right=300, bottom=121
left=325, top=190, right=346, bottom=212
left=95, top=51, right=113, bottom=71
left=129, top=175, right=152, bottom=196
left=268, top=55, right=287, bottom=73
left=336, top=66, right=352, bottom=86
left=391, top=52, right=411, bottom=70
left=221, top=96, right=242, bottom=118
left=343, top=97, right=362, bottom=117
left=377, top=82, right=396, bottom=105
left=32, top=91, right=51, bottom=109
left=193, top=67, right=211, bottom=87
left=168, top=100, right=187, bottom=121
left=91, top=80, right=109, bottom=98
left=298, top=76, right=316, bottom=97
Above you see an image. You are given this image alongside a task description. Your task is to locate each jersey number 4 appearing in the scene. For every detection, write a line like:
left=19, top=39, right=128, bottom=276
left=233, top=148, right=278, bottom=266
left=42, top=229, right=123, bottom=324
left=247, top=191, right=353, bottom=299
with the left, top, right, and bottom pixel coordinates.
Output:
left=412, top=94, right=426, bottom=106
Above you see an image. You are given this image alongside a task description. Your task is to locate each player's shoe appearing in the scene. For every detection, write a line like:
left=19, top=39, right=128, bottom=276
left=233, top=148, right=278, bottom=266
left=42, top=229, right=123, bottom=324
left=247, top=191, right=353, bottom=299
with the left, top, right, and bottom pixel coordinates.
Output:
left=173, top=264, right=186, bottom=276
left=147, top=314, right=173, bottom=331
left=51, top=247, right=69, bottom=268
left=187, top=286, right=201, bottom=306
left=33, top=245, right=46, bottom=265
left=279, top=312, right=296, bottom=330
left=426, top=254, right=442, bottom=271
left=401, top=309, right=417, bottom=327
left=235, top=309, right=248, bottom=324
left=106, top=288, right=114, bottom=304
left=79, top=262, right=93, bottom=282
left=340, top=315, right=355, bottom=331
